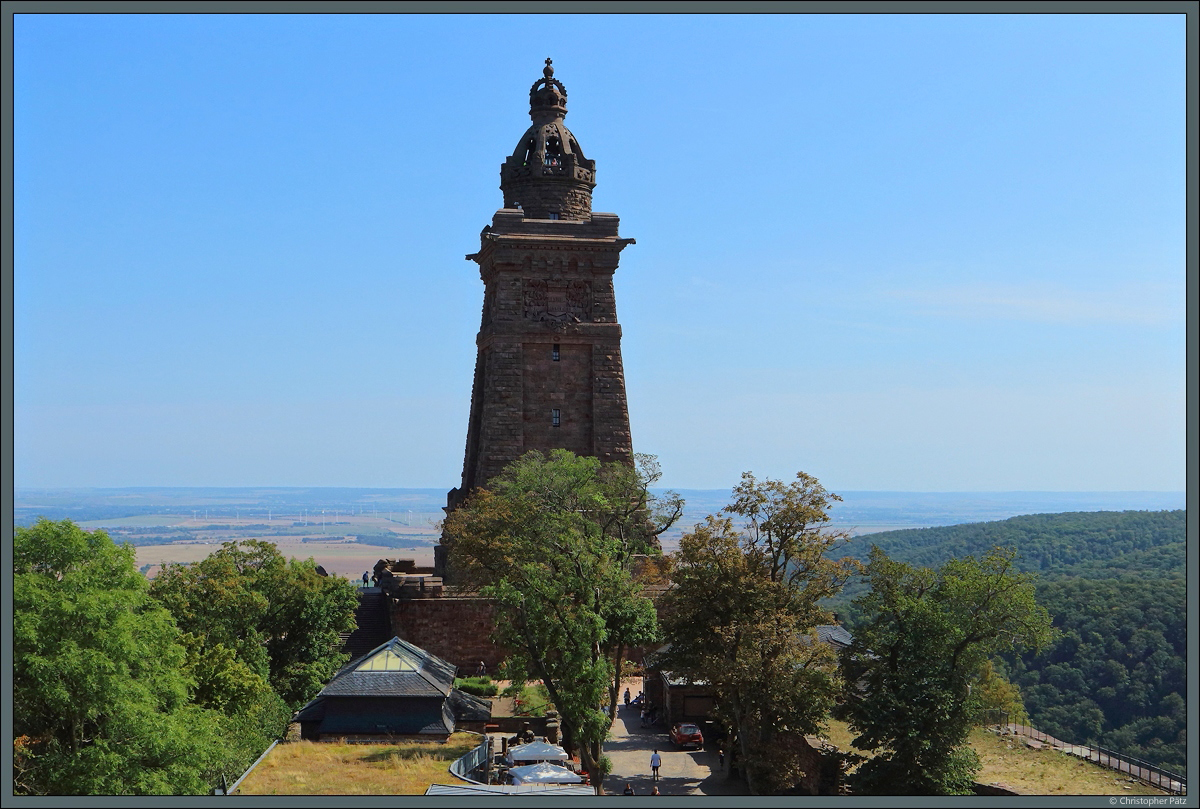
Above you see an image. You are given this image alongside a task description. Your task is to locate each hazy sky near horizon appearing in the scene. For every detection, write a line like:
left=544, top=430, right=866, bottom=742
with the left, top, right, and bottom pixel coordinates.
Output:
left=14, top=13, right=1186, bottom=491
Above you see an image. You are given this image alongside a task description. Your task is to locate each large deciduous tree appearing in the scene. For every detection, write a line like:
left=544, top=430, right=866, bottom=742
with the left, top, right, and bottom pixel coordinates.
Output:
left=150, top=539, right=359, bottom=710
left=442, top=450, right=681, bottom=794
left=13, top=519, right=228, bottom=795
left=659, top=471, right=857, bottom=795
left=837, top=546, right=1055, bottom=795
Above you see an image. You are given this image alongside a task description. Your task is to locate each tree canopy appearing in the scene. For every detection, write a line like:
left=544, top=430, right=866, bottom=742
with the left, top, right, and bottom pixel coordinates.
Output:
left=13, top=519, right=228, bottom=794
left=150, top=539, right=359, bottom=711
left=442, top=450, right=680, bottom=793
left=838, top=546, right=1055, bottom=795
left=1002, top=576, right=1187, bottom=776
left=659, top=471, right=857, bottom=794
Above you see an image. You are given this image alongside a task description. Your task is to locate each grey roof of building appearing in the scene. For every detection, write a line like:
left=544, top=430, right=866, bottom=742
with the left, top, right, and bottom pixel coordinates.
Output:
left=294, top=696, right=326, bottom=723
left=815, top=624, right=854, bottom=648
left=448, top=688, right=493, bottom=722
left=316, top=636, right=457, bottom=699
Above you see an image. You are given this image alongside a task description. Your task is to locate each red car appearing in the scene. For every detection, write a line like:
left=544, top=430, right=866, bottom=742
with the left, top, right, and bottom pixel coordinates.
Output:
left=670, top=722, right=704, bottom=749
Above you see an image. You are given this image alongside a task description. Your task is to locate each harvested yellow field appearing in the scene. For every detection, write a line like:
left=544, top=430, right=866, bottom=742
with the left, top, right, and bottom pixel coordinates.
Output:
left=136, top=539, right=435, bottom=580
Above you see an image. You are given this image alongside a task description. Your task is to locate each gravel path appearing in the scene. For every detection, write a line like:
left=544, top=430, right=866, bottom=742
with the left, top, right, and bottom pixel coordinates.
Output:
left=603, top=683, right=748, bottom=797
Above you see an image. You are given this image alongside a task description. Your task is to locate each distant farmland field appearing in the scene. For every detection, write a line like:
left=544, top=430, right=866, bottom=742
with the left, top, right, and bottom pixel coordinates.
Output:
left=78, top=514, right=194, bottom=528
left=115, top=512, right=441, bottom=579
left=136, top=538, right=436, bottom=580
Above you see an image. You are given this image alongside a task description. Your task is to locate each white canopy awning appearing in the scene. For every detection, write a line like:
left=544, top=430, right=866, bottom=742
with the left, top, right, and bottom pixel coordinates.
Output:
left=505, top=740, right=569, bottom=765
left=508, top=762, right=583, bottom=785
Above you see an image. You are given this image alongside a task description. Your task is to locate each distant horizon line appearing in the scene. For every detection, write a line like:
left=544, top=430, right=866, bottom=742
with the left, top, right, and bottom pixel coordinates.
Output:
left=13, top=485, right=1187, bottom=495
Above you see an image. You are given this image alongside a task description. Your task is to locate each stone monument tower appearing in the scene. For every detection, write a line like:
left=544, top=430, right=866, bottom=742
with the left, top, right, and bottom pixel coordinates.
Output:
left=436, top=59, right=635, bottom=579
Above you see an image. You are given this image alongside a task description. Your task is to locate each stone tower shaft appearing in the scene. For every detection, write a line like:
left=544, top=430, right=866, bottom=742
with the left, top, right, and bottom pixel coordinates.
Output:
left=442, top=60, right=635, bottom=525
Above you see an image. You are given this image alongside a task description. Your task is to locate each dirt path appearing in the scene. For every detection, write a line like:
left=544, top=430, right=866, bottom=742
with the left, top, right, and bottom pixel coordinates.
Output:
left=602, top=680, right=748, bottom=797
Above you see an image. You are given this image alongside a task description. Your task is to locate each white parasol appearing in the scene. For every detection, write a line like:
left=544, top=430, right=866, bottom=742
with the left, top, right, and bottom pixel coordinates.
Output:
left=507, top=761, right=583, bottom=785
left=505, top=740, right=569, bottom=765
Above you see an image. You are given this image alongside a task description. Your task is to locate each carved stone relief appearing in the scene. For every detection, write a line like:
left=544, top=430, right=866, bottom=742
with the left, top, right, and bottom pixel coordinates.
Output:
left=523, top=278, right=591, bottom=322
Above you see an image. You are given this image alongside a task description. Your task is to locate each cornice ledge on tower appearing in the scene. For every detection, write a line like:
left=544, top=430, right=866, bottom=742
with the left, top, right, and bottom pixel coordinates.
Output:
left=490, top=210, right=621, bottom=234
left=487, top=233, right=631, bottom=247
left=479, top=321, right=624, bottom=339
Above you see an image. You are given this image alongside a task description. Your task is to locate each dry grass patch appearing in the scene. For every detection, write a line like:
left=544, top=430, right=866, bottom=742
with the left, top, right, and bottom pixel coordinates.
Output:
left=818, top=721, right=1166, bottom=795
left=818, top=719, right=871, bottom=757
left=970, top=728, right=1166, bottom=796
left=234, top=733, right=479, bottom=795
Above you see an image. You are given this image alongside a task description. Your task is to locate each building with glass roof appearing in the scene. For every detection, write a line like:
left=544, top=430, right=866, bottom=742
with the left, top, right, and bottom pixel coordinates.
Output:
left=295, top=636, right=489, bottom=741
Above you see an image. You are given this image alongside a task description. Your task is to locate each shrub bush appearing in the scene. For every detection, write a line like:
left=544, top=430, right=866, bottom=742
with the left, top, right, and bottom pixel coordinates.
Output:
left=454, top=677, right=498, bottom=697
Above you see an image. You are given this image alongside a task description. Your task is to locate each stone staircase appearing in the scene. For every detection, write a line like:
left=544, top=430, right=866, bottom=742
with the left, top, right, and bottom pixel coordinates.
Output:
left=339, top=587, right=394, bottom=660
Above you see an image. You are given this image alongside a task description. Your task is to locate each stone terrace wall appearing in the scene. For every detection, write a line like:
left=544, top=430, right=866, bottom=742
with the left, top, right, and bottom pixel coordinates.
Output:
left=389, top=596, right=508, bottom=672
left=389, top=573, right=668, bottom=674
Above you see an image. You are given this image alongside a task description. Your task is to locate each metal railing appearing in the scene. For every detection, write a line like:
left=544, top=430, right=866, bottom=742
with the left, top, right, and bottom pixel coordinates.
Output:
left=224, top=739, right=281, bottom=795
left=449, top=735, right=490, bottom=784
left=981, top=711, right=1185, bottom=796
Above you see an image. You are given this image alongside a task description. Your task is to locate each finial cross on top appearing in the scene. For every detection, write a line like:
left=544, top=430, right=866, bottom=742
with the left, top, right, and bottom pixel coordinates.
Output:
left=544, top=58, right=554, bottom=78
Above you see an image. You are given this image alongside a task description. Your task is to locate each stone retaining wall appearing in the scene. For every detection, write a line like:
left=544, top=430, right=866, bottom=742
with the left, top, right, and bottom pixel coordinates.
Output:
left=389, top=596, right=507, bottom=671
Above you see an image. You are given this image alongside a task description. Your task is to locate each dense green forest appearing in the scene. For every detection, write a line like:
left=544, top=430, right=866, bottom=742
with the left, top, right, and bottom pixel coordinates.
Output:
left=836, top=510, right=1184, bottom=577
left=827, top=510, right=1187, bottom=777
left=999, top=577, right=1186, bottom=776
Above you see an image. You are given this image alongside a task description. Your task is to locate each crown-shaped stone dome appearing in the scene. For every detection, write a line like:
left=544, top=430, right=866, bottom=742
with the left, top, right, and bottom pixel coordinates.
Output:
left=499, top=58, right=596, bottom=220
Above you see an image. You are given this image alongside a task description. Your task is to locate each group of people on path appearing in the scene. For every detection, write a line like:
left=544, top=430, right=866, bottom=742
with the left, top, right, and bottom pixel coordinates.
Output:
left=623, top=686, right=659, bottom=727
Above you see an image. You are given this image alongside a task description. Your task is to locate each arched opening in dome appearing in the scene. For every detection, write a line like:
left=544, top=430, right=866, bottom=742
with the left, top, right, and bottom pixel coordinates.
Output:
left=544, top=133, right=563, bottom=167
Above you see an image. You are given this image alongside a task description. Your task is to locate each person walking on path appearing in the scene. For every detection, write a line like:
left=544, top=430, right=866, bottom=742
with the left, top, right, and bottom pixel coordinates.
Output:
left=361, top=571, right=369, bottom=588
left=624, top=688, right=631, bottom=706
left=650, top=750, right=662, bottom=781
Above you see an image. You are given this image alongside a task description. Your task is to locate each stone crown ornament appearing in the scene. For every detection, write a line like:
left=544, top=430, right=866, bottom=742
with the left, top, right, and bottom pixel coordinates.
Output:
left=501, top=58, right=597, bottom=221
left=529, top=57, right=568, bottom=122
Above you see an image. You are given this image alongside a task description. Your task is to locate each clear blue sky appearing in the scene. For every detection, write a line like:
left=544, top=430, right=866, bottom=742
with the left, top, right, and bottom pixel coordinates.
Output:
left=13, top=12, right=1186, bottom=491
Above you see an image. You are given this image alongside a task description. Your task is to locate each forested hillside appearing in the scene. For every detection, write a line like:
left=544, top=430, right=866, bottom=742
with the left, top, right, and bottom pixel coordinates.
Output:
left=1000, top=577, right=1185, bottom=775
left=827, top=510, right=1187, bottom=776
left=837, top=510, right=1184, bottom=578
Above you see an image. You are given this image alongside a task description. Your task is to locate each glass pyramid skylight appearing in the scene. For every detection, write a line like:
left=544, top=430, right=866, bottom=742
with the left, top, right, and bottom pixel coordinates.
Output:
left=355, top=647, right=419, bottom=672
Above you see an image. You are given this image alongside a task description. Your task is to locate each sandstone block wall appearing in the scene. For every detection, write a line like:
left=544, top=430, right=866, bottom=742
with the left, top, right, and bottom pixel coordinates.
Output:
left=389, top=596, right=509, bottom=672
left=522, top=340, right=593, bottom=456
left=502, top=180, right=593, bottom=219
